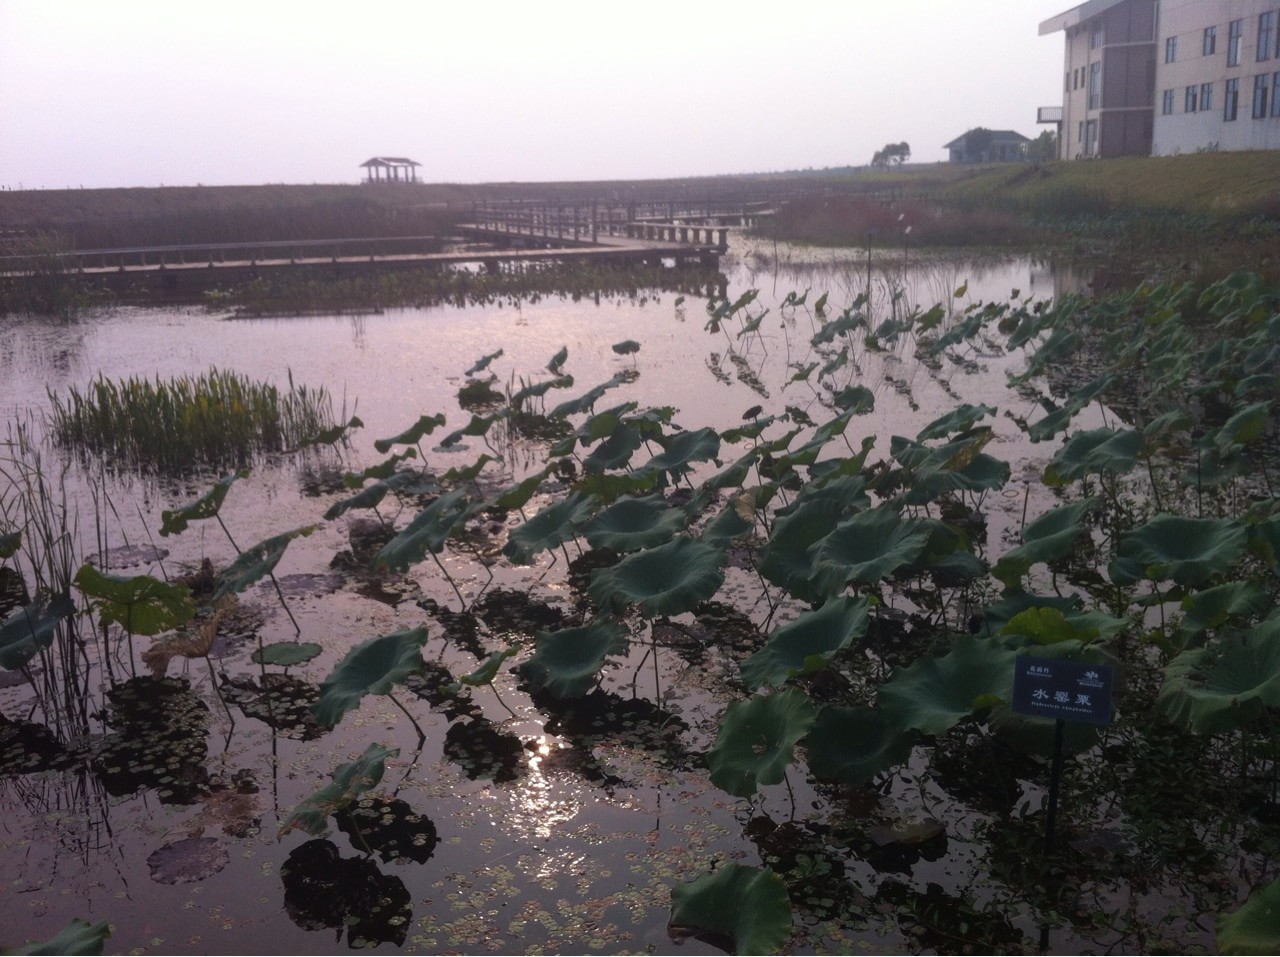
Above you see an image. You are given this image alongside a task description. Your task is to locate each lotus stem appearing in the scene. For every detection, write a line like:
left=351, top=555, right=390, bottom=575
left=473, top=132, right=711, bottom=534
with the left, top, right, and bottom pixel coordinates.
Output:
left=429, top=549, right=467, bottom=611
left=387, top=690, right=426, bottom=745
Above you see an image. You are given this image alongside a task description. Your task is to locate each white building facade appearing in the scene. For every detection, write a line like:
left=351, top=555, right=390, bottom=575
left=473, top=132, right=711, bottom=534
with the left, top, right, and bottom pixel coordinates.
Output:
left=1042, top=0, right=1280, bottom=157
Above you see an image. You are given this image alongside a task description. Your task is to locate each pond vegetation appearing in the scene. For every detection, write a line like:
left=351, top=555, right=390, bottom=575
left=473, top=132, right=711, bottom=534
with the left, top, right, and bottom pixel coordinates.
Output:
left=3, top=252, right=1280, bottom=954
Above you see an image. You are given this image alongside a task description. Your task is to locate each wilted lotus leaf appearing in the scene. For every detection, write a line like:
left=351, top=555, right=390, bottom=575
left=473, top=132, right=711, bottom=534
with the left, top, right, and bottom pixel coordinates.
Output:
left=146, top=836, right=229, bottom=884
left=253, top=641, right=322, bottom=668
left=878, top=635, right=1017, bottom=735
left=588, top=537, right=724, bottom=617
left=805, top=705, right=916, bottom=786
left=504, top=490, right=596, bottom=565
left=373, top=487, right=473, bottom=572
left=669, top=862, right=792, bottom=956
left=279, top=743, right=398, bottom=838
left=809, top=507, right=930, bottom=598
left=993, top=497, right=1099, bottom=587
left=583, top=495, right=686, bottom=552
left=312, top=627, right=427, bottom=728
left=740, top=596, right=872, bottom=690
left=213, top=525, right=317, bottom=601
left=5, top=917, right=112, bottom=955
left=373, top=412, right=446, bottom=453
left=1109, top=514, right=1247, bottom=587
left=1218, top=875, right=1280, bottom=956
left=1157, top=614, right=1280, bottom=735
left=1043, top=427, right=1143, bottom=486
left=519, top=618, right=629, bottom=698
left=159, top=469, right=249, bottom=537
left=0, top=592, right=76, bottom=671
left=73, top=564, right=194, bottom=637
left=707, top=687, right=815, bottom=798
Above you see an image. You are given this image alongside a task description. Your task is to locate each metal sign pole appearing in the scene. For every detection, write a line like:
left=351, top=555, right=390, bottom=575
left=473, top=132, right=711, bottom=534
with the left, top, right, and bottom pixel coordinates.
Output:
left=1043, top=717, right=1066, bottom=855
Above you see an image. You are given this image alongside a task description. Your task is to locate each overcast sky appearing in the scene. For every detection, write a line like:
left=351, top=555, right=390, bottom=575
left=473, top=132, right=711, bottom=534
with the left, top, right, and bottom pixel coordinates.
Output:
left=0, top=1, right=1074, bottom=189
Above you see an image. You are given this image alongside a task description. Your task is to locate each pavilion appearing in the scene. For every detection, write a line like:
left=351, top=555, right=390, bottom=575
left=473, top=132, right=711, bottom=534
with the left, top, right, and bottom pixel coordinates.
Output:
left=360, top=157, right=421, bottom=183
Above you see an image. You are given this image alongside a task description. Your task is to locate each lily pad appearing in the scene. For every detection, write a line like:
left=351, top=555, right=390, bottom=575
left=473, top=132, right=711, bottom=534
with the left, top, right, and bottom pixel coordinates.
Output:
left=669, top=862, right=792, bottom=955
left=252, top=641, right=323, bottom=668
left=146, top=836, right=229, bottom=884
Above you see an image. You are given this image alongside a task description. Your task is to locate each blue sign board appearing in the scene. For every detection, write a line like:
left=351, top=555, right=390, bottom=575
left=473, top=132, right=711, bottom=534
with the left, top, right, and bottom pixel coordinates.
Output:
left=1011, top=655, right=1113, bottom=726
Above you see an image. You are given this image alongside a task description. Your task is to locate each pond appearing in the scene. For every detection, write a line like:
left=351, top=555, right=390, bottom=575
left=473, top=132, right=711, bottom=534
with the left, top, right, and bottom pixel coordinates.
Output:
left=1, top=239, right=1259, bottom=956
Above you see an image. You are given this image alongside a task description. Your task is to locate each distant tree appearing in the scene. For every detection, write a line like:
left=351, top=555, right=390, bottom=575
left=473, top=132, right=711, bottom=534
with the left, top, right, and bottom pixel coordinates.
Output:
left=1028, top=130, right=1057, bottom=162
left=871, top=142, right=911, bottom=168
left=964, top=128, right=994, bottom=162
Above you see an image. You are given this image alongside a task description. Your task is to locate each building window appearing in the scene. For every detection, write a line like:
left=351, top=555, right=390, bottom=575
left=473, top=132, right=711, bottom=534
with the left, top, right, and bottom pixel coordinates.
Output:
left=1085, top=120, right=1098, bottom=156
left=1260, top=12, right=1274, bottom=61
left=1166, top=36, right=1178, bottom=62
left=1091, top=21, right=1103, bottom=49
left=1163, top=89, right=1176, bottom=114
left=1088, top=61, right=1101, bottom=109
left=1226, top=77, right=1240, bottom=119
left=1254, top=73, right=1270, bottom=117
left=1201, top=81, right=1214, bottom=111
left=1204, top=25, right=1217, bottom=56
left=1185, top=85, right=1198, bottom=112
left=1273, top=72, right=1280, bottom=116
left=1229, top=19, right=1243, bottom=66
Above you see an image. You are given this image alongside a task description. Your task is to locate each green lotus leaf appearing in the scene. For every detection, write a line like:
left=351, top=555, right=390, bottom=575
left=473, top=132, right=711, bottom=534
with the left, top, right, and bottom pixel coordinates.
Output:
left=788, top=361, right=818, bottom=383
left=0, top=592, right=76, bottom=671
left=805, top=705, right=917, bottom=786
left=832, top=385, right=875, bottom=414
left=1218, top=876, right=1280, bottom=955
left=374, top=488, right=474, bottom=572
left=669, top=863, right=792, bottom=956
left=440, top=453, right=495, bottom=485
left=439, top=412, right=501, bottom=448
left=583, top=495, right=686, bottom=552
left=917, top=403, right=996, bottom=442
left=988, top=703, right=1100, bottom=754
left=504, top=490, right=596, bottom=565
left=1212, top=399, right=1271, bottom=455
left=645, top=427, right=721, bottom=478
left=312, top=627, right=428, bottom=728
left=809, top=507, right=930, bottom=598
left=708, top=687, right=815, bottom=797
left=1000, top=606, right=1101, bottom=645
left=341, top=449, right=419, bottom=489
left=548, top=374, right=629, bottom=418
left=759, top=498, right=846, bottom=603
left=821, top=351, right=849, bottom=377
left=548, top=401, right=638, bottom=455
left=588, top=537, right=724, bottom=617
left=1247, top=515, right=1280, bottom=573
left=611, top=339, right=640, bottom=356
left=509, top=374, right=573, bottom=408
left=1156, top=615, right=1280, bottom=735
left=374, top=412, right=447, bottom=453
left=4, top=917, right=112, bottom=956
left=975, top=591, right=1086, bottom=635
left=252, top=641, right=323, bottom=667
left=698, top=498, right=756, bottom=548
left=324, top=480, right=393, bottom=521
left=697, top=448, right=761, bottom=496
left=721, top=414, right=786, bottom=444
left=454, top=646, right=518, bottom=687
left=519, top=618, right=629, bottom=698
left=1024, top=405, right=1076, bottom=443
left=73, top=565, right=194, bottom=637
left=1179, top=580, right=1271, bottom=645
left=1043, top=428, right=1143, bottom=486
left=893, top=518, right=984, bottom=585
left=547, top=345, right=568, bottom=373
left=993, top=498, right=1099, bottom=587
left=296, top=414, right=363, bottom=449
left=878, top=635, right=1018, bottom=735
left=1109, top=514, right=1247, bottom=587
left=159, top=469, right=249, bottom=537
left=1142, top=408, right=1193, bottom=444
left=572, top=470, right=660, bottom=502
left=1180, top=445, right=1247, bottom=488
left=279, top=743, right=398, bottom=838
left=0, top=531, right=20, bottom=559
left=464, top=348, right=503, bottom=376
left=740, top=596, right=872, bottom=690
left=213, top=525, right=317, bottom=601
left=489, top=469, right=549, bottom=511
left=583, top=424, right=644, bottom=473
left=811, top=309, right=865, bottom=345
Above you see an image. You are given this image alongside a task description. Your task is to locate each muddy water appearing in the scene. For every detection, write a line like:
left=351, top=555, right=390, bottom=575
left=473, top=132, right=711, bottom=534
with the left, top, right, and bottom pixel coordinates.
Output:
left=0, top=242, right=1105, bottom=954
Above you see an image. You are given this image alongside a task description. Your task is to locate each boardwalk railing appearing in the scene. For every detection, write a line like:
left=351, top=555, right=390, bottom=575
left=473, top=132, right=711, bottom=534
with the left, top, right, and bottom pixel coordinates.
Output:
left=467, top=202, right=748, bottom=251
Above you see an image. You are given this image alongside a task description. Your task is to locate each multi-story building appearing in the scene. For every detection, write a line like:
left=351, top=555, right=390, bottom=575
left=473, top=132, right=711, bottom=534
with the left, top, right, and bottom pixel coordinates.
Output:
left=1041, top=0, right=1280, bottom=157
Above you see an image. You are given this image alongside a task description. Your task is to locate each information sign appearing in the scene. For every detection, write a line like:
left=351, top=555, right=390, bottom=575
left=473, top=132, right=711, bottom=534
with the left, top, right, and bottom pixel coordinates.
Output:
left=1011, top=655, right=1113, bottom=726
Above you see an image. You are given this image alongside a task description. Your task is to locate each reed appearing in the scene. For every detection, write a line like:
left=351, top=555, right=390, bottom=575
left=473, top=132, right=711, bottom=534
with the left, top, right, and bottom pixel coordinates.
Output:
left=47, top=368, right=336, bottom=473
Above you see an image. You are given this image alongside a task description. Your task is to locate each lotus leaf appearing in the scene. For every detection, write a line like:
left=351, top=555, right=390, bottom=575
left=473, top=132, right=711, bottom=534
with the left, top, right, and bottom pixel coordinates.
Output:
left=504, top=490, right=596, bottom=565
left=1179, top=580, right=1271, bottom=644
left=159, top=469, right=249, bottom=537
left=804, top=705, right=917, bottom=786
left=583, top=424, right=644, bottom=473
left=548, top=374, right=629, bottom=418
left=0, top=531, right=20, bottom=559
left=583, top=496, right=686, bottom=552
left=707, top=687, right=815, bottom=797
left=4, top=917, right=112, bottom=956
left=464, top=348, right=503, bottom=375
left=547, top=345, right=568, bottom=373
left=341, top=449, right=418, bottom=488
left=374, top=413, right=446, bottom=453
left=611, top=339, right=640, bottom=356
left=439, top=412, right=500, bottom=448
left=1156, top=615, right=1280, bottom=735
left=1000, top=607, right=1102, bottom=646
left=699, top=498, right=756, bottom=548
left=324, top=480, right=392, bottom=521
left=509, top=374, right=573, bottom=408
left=993, top=498, right=1099, bottom=587
left=519, top=618, right=629, bottom=697
left=832, top=385, right=875, bottom=414
left=572, top=470, right=660, bottom=502
left=878, top=635, right=1018, bottom=735
left=759, top=498, right=845, bottom=603
left=1043, top=428, right=1143, bottom=486
left=454, top=646, right=518, bottom=687
left=73, top=565, right=194, bottom=637
left=1212, top=399, right=1271, bottom=454
left=0, top=592, right=76, bottom=670
left=374, top=488, right=474, bottom=572
left=975, top=591, right=1087, bottom=635
left=213, top=525, right=317, bottom=601
left=740, top=596, right=872, bottom=690
left=440, top=453, right=494, bottom=485
left=279, top=743, right=398, bottom=837
left=588, top=537, right=724, bottom=617
left=669, top=863, right=792, bottom=956
left=721, top=414, right=785, bottom=444
left=1247, top=515, right=1280, bottom=573
left=809, top=507, right=930, bottom=598
left=645, top=427, right=721, bottom=478
left=252, top=642, right=322, bottom=667
left=698, top=448, right=761, bottom=495
left=297, top=415, right=363, bottom=449
left=917, top=404, right=996, bottom=442
left=489, top=469, right=549, bottom=511
left=1218, top=875, right=1280, bottom=955
left=548, top=401, right=638, bottom=455
left=312, top=627, right=428, bottom=728
left=1109, top=514, right=1247, bottom=587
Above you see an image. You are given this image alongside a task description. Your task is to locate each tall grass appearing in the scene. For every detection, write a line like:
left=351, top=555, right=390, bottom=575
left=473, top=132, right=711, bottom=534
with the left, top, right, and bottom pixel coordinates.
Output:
left=47, top=368, right=336, bottom=472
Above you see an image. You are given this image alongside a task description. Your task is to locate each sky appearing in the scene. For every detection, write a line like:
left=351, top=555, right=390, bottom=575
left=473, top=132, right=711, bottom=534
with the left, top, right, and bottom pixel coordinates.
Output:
left=0, top=1, right=1076, bottom=190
